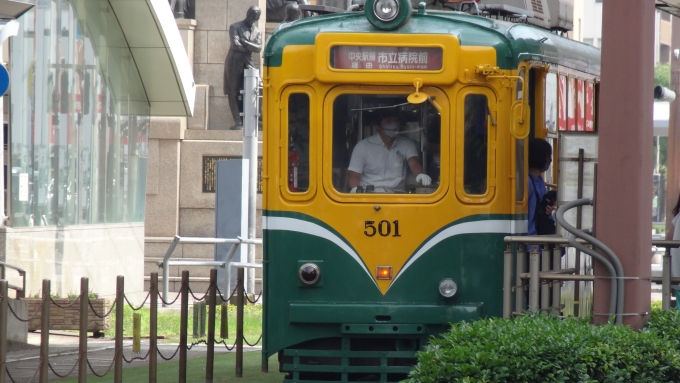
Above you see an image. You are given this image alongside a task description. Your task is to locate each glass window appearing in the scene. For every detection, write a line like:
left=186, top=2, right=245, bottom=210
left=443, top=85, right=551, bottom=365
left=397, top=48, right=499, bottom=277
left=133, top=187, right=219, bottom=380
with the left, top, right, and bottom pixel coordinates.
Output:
left=332, top=94, right=440, bottom=194
left=545, top=72, right=557, bottom=132
left=463, top=94, right=488, bottom=195
left=287, top=94, right=310, bottom=192
left=9, top=0, right=150, bottom=227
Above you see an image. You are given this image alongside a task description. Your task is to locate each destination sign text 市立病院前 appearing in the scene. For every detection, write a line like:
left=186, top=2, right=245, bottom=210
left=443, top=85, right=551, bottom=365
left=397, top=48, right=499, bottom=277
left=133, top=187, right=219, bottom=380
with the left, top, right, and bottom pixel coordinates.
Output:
left=331, top=46, right=443, bottom=71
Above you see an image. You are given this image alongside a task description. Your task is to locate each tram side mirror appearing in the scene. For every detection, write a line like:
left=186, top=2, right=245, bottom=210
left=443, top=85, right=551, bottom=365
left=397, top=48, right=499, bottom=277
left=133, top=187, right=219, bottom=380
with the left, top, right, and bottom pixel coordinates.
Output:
left=654, top=86, right=676, bottom=102
left=510, top=100, right=530, bottom=139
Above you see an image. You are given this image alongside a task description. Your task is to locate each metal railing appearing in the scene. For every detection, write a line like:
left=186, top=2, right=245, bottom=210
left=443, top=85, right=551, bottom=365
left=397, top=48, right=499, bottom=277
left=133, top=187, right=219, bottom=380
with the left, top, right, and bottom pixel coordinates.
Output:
left=0, top=262, right=25, bottom=299
left=0, top=269, right=262, bottom=383
left=503, top=234, right=680, bottom=323
left=156, top=235, right=262, bottom=305
left=652, top=240, right=680, bottom=310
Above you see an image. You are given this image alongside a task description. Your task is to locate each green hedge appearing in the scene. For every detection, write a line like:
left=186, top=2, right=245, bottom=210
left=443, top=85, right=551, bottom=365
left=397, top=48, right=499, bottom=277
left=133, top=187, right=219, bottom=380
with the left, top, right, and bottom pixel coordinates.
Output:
left=407, top=311, right=680, bottom=383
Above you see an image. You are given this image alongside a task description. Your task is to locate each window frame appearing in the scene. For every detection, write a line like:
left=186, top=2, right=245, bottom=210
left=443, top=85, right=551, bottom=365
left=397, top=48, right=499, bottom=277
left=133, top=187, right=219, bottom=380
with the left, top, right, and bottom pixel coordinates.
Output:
left=280, top=86, right=317, bottom=202
left=322, top=85, right=450, bottom=204
left=455, top=86, right=497, bottom=204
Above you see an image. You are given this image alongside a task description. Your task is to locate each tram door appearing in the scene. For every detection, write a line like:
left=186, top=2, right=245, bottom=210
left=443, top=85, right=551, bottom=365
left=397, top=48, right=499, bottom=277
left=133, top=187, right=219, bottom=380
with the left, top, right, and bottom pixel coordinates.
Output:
left=529, top=67, right=557, bottom=188
left=514, top=66, right=557, bottom=210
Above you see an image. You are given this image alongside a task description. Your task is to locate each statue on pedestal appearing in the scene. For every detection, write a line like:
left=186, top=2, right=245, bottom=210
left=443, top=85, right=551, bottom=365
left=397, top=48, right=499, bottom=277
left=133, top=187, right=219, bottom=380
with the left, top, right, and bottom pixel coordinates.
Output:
left=223, top=6, right=262, bottom=130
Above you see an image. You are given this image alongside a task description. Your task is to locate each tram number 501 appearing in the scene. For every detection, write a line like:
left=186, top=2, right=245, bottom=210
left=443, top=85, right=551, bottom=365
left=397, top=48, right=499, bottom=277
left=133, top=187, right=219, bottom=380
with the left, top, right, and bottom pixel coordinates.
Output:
left=364, top=220, right=401, bottom=237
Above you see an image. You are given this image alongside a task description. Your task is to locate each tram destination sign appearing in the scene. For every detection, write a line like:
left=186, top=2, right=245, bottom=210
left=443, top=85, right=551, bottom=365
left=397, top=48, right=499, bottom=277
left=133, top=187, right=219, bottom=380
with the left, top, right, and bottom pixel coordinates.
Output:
left=331, top=46, right=443, bottom=71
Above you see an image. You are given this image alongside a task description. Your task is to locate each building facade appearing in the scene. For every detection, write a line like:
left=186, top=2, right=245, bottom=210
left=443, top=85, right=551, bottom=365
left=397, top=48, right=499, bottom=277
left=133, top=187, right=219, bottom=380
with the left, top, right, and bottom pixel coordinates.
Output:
left=3, top=0, right=194, bottom=299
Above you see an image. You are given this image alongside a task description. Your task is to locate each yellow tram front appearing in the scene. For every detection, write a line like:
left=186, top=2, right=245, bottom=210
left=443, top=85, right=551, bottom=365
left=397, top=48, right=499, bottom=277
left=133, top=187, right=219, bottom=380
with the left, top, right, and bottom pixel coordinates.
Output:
left=261, top=1, right=545, bottom=381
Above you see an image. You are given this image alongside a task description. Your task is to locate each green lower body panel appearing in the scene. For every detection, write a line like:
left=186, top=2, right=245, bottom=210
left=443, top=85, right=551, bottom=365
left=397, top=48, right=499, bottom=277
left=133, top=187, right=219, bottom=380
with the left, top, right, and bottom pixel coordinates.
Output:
left=281, top=337, right=420, bottom=383
left=289, top=302, right=483, bottom=324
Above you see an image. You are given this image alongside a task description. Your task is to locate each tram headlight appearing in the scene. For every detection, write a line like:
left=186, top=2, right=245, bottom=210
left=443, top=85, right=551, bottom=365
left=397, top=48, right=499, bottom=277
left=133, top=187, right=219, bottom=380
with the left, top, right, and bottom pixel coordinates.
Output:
left=439, top=278, right=457, bottom=298
left=373, top=0, right=399, bottom=22
left=365, top=0, right=410, bottom=30
left=299, top=263, right=321, bottom=285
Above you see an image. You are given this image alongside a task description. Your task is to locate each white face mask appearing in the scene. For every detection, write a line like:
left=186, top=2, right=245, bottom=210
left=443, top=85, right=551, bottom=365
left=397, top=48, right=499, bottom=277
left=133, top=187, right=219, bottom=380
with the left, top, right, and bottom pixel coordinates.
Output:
left=382, top=122, right=399, bottom=138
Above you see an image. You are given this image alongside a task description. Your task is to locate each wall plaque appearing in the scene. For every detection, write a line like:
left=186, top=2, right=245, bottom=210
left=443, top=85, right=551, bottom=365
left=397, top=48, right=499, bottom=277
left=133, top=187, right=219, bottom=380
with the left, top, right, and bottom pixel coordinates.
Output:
left=203, top=156, right=262, bottom=193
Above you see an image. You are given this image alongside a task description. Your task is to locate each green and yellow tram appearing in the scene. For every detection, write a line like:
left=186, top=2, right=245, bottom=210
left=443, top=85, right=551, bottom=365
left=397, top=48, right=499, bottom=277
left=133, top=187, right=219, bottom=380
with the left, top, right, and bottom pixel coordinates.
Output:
left=261, top=1, right=600, bottom=381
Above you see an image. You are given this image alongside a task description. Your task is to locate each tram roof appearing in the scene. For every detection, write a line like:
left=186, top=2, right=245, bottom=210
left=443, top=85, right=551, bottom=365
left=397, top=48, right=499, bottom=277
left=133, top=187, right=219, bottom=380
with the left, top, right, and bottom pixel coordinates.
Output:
left=265, top=11, right=601, bottom=76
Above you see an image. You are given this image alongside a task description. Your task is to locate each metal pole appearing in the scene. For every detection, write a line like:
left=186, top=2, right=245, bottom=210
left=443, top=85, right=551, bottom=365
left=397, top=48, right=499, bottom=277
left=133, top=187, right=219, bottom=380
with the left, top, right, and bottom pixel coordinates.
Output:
left=529, top=250, right=540, bottom=313
left=574, top=148, right=584, bottom=316
left=39, top=279, right=49, bottom=383
left=0, top=280, right=8, bottom=383
left=515, top=245, right=526, bottom=312
left=114, top=276, right=124, bottom=383
left=224, top=243, right=240, bottom=297
left=236, top=268, right=244, bottom=377
left=663, top=248, right=672, bottom=310
left=552, top=247, right=562, bottom=316
left=78, top=278, right=88, bottom=383
left=206, top=269, right=217, bottom=382
left=19, top=271, right=25, bottom=299
left=243, top=69, right=259, bottom=294
left=179, top=271, right=189, bottom=383
left=503, top=246, right=513, bottom=318
left=0, top=21, right=19, bottom=228
left=162, top=236, right=181, bottom=307
left=541, top=246, right=550, bottom=311
left=150, top=272, right=158, bottom=383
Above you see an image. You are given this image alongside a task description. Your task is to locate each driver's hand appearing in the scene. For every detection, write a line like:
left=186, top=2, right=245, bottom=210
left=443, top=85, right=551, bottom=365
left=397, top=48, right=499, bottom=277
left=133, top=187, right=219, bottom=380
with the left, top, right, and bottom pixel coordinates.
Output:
left=416, top=173, right=432, bottom=186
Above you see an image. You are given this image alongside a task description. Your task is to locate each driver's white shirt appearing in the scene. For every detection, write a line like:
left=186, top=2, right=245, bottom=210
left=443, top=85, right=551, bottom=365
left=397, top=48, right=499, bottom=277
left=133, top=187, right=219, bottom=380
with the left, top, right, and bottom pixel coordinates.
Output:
left=348, top=134, right=418, bottom=192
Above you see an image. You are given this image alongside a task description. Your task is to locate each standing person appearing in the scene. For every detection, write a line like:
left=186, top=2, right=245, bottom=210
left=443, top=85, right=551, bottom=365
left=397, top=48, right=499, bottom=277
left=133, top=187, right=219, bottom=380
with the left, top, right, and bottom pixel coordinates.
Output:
left=347, top=111, right=431, bottom=193
left=528, top=138, right=556, bottom=236
left=670, top=194, right=680, bottom=278
left=223, top=6, right=262, bottom=129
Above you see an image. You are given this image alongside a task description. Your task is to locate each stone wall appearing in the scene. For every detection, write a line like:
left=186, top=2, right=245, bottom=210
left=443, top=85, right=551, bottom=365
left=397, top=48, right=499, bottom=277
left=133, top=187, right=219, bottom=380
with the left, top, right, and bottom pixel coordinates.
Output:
left=144, top=1, right=266, bottom=293
left=22, top=298, right=110, bottom=332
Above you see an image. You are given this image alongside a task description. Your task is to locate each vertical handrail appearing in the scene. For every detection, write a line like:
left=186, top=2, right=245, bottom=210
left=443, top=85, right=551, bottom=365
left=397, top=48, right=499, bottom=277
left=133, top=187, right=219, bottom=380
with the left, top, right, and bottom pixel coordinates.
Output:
left=149, top=273, right=158, bottom=383
left=179, top=271, right=189, bottom=383
left=0, top=280, right=8, bottom=383
left=663, top=248, right=672, bottom=310
left=503, top=246, right=513, bottom=318
left=206, top=269, right=217, bottom=382
left=235, top=267, right=244, bottom=377
left=114, top=276, right=124, bottom=383
left=78, top=277, right=88, bottom=383
left=39, top=279, right=49, bottom=383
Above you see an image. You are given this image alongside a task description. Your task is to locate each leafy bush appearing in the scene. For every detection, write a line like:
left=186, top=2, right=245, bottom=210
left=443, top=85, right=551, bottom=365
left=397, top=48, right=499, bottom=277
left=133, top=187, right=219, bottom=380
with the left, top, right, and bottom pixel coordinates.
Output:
left=645, top=308, right=680, bottom=347
left=408, top=313, right=680, bottom=383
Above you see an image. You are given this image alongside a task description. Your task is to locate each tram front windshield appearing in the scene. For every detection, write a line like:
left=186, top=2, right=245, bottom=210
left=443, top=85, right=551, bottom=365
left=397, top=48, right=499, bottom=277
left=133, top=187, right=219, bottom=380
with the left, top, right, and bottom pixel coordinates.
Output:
left=331, top=94, right=441, bottom=194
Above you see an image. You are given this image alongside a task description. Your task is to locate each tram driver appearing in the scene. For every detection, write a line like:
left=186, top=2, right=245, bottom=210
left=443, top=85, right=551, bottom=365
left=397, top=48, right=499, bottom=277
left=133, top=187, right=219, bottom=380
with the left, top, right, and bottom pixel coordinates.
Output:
left=347, top=111, right=431, bottom=193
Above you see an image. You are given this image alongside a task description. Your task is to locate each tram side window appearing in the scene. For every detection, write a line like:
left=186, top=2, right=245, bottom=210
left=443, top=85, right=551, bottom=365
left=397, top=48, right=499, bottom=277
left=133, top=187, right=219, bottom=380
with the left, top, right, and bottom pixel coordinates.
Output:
left=332, top=94, right=441, bottom=194
left=288, top=93, right=310, bottom=192
left=464, top=94, right=488, bottom=195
